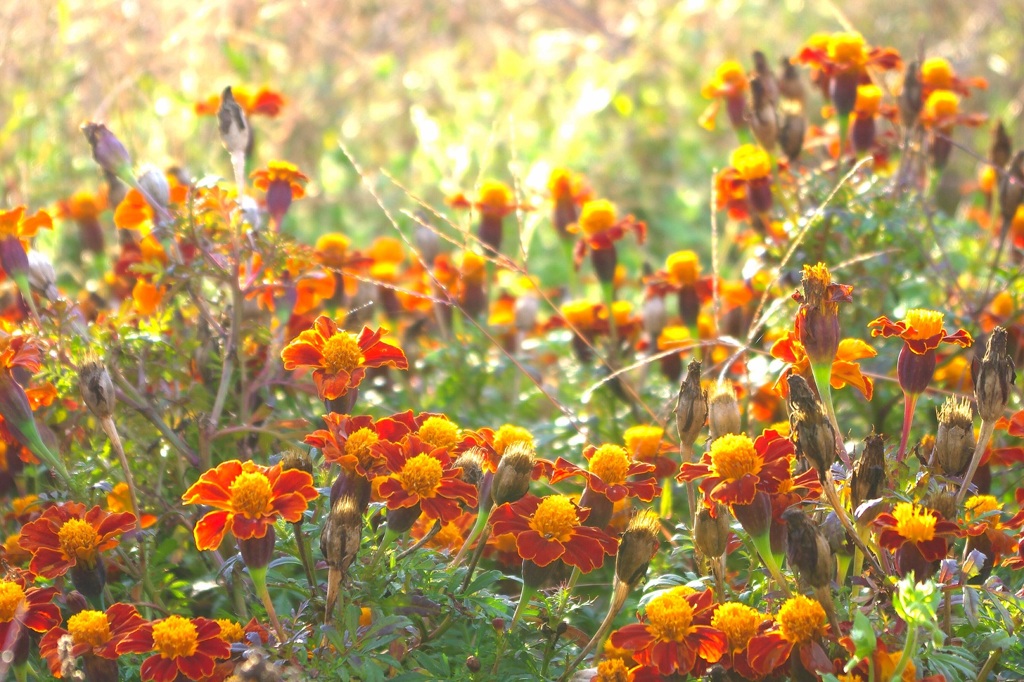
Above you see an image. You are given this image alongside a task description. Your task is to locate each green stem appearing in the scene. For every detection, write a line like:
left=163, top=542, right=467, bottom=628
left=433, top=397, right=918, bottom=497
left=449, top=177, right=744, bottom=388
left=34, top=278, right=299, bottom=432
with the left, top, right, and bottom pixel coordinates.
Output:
left=955, top=419, right=996, bottom=507
left=368, top=527, right=401, bottom=573
left=249, top=565, right=286, bottom=642
left=292, top=521, right=317, bottom=592
left=492, top=584, right=538, bottom=675
left=810, top=360, right=848, bottom=467
left=889, top=625, right=917, bottom=682
left=749, top=532, right=791, bottom=597
left=452, top=503, right=492, bottom=567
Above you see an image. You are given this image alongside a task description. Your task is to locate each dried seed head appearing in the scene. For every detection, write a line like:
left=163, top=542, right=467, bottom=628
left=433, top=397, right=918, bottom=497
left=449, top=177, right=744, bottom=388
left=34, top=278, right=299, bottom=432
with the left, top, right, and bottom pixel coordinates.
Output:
left=991, top=120, right=1013, bottom=170
left=900, top=60, right=923, bottom=125
left=693, top=504, right=731, bottom=558
left=749, top=77, right=778, bottom=150
left=137, top=164, right=170, bottom=208
left=27, top=250, right=58, bottom=300
left=615, top=509, right=661, bottom=588
left=78, top=361, right=116, bottom=420
left=924, top=489, right=957, bottom=522
left=851, top=434, right=887, bottom=509
left=217, top=86, right=250, bottom=157
left=778, top=107, right=806, bottom=162
left=320, top=495, right=362, bottom=574
left=752, top=50, right=779, bottom=105
left=453, top=448, right=485, bottom=489
left=280, top=449, right=314, bottom=478
left=999, top=152, right=1024, bottom=224
left=934, top=397, right=975, bottom=476
left=514, top=293, right=540, bottom=334
left=778, top=57, right=805, bottom=103
left=820, top=511, right=851, bottom=556
left=781, top=508, right=833, bottom=589
left=794, top=263, right=850, bottom=366
left=974, top=327, right=1016, bottom=422
left=786, top=374, right=836, bottom=477
left=707, top=380, right=741, bottom=440
left=491, top=441, right=536, bottom=506
left=641, top=294, right=667, bottom=341
left=676, top=360, right=708, bottom=447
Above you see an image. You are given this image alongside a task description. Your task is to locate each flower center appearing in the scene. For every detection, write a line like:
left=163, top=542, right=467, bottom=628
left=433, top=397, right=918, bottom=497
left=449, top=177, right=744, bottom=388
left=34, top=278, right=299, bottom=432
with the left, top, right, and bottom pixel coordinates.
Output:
left=478, top=181, right=513, bottom=212
left=921, top=57, right=954, bottom=89
left=321, top=331, right=363, bottom=375
left=965, top=495, right=1001, bottom=519
left=215, top=618, right=246, bottom=643
left=58, top=518, right=100, bottom=566
left=709, top=434, right=762, bottom=481
left=418, top=417, right=460, bottom=451
left=528, top=495, right=580, bottom=542
left=548, top=168, right=575, bottom=199
left=0, top=581, right=26, bottom=623
left=623, top=425, right=664, bottom=461
left=398, top=453, right=444, bottom=498
left=492, top=424, right=534, bottom=457
left=667, top=251, right=700, bottom=286
left=730, top=145, right=772, bottom=181
left=711, top=602, right=762, bottom=653
left=588, top=445, right=631, bottom=485
left=344, top=428, right=380, bottom=467
left=579, top=200, right=617, bottom=237
left=714, top=60, right=748, bottom=90
left=658, top=326, right=691, bottom=351
left=645, top=588, right=695, bottom=642
left=827, top=32, right=866, bottom=67
left=924, top=91, right=960, bottom=122
left=594, top=658, right=630, bottom=682
left=891, top=502, right=937, bottom=543
left=68, top=610, right=112, bottom=648
left=561, top=300, right=599, bottom=328
left=855, top=84, right=882, bottom=117
left=152, top=615, right=199, bottom=659
left=610, top=301, right=634, bottom=328
left=778, top=595, right=828, bottom=644
left=315, top=233, right=351, bottom=269
left=229, top=471, right=274, bottom=519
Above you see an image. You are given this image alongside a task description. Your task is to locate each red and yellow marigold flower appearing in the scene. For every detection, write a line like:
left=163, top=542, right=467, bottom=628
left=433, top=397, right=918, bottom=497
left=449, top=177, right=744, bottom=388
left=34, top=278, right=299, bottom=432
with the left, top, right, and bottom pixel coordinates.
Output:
left=869, top=309, right=972, bottom=394
left=455, top=423, right=538, bottom=473
left=281, top=316, right=409, bottom=401
left=678, top=429, right=795, bottom=510
left=920, top=57, right=988, bottom=99
left=489, top=494, right=618, bottom=572
left=770, top=330, right=876, bottom=400
left=195, top=85, right=285, bottom=117
left=726, top=145, right=774, bottom=218
left=548, top=167, right=591, bottom=237
left=919, top=89, right=987, bottom=132
left=873, top=502, right=961, bottom=578
left=182, top=459, right=318, bottom=551
left=610, top=587, right=725, bottom=677
left=623, top=425, right=678, bottom=479
left=305, top=412, right=411, bottom=476
left=251, top=160, right=308, bottom=227
left=963, top=494, right=1022, bottom=568
left=748, top=594, right=832, bottom=677
left=699, top=60, right=750, bottom=132
left=377, top=435, right=477, bottom=523
left=792, top=31, right=901, bottom=117
left=710, top=601, right=768, bottom=679
left=117, top=615, right=231, bottom=682
left=550, top=444, right=659, bottom=503
left=0, top=572, right=60, bottom=666
left=18, top=502, right=137, bottom=579
left=0, top=205, right=53, bottom=249
left=571, top=199, right=646, bottom=278
left=39, top=603, right=145, bottom=678
left=447, top=179, right=529, bottom=254
left=106, top=482, right=157, bottom=529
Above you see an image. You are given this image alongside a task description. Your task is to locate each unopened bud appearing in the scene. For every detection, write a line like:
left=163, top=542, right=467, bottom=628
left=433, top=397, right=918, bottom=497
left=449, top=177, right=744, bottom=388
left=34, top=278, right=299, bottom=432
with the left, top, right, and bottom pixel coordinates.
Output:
left=781, top=508, right=833, bottom=589
left=707, top=380, right=740, bottom=440
left=453, top=448, right=485, bottom=489
left=851, top=434, right=886, bottom=509
left=641, top=295, right=667, bottom=341
left=78, top=361, right=116, bottom=420
left=974, top=327, right=1016, bottom=422
left=491, top=441, right=535, bottom=506
left=514, top=293, right=539, bottom=334
left=615, top=509, right=661, bottom=588
left=217, top=86, right=250, bottom=157
left=27, top=251, right=58, bottom=300
left=778, top=107, right=806, bottom=162
left=280, top=449, right=314, bottom=478
left=239, top=526, right=275, bottom=570
left=786, top=374, right=836, bottom=478
left=676, top=360, right=708, bottom=446
left=81, top=122, right=132, bottom=178
left=991, top=121, right=1013, bottom=170
left=414, top=214, right=441, bottom=265
left=778, top=58, right=805, bottom=103
left=999, top=152, right=1024, bottom=224
left=749, top=77, right=778, bottom=150
left=320, top=495, right=362, bottom=575
left=934, top=397, right=975, bottom=476
left=137, top=165, right=170, bottom=208
left=693, top=503, right=730, bottom=558
left=752, top=51, right=778, bottom=105
left=465, top=655, right=481, bottom=673
left=899, top=60, right=923, bottom=126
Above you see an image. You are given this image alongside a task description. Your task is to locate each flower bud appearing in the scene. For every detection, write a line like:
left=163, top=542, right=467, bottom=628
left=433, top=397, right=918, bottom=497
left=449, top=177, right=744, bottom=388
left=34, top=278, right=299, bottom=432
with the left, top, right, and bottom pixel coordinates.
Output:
left=614, top=509, right=661, bottom=588
left=999, top=152, right=1024, bottom=225
left=991, top=120, right=1012, bottom=170
left=675, top=360, right=708, bottom=447
left=778, top=58, right=805, bottom=103
left=491, top=441, right=535, bottom=506
left=465, top=655, right=481, bottom=673
left=320, top=495, right=362, bottom=576
left=217, top=86, right=250, bottom=157
left=78, top=361, right=116, bottom=421
left=778, top=108, right=806, bottom=163
left=899, top=60, right=923, bottom=126
left=81, top=122, right=132, bottom=178
left=280, top=449, right=314, bottom=478
left=641, top=294, right=667, bottom=342
left=453, top=448, right=485, bottom=489
left=934, top=396, right=975, bottom=476
left=239, top=526, right=276, bottom=570
left=781, top=508, right=833, bottom=589
left=707, top=380, right=740, bottom=440
left=974, top=327, right=1016, bottom=422
left=786, top=374, right=836, bottom=478
left=752, top=51, right=779, bottom=105
left=693, top=503, right=730, bottom=558
left=385, top=503, right=422, bottom=535
left=137, top=165, right=170, bottom=208
left=64, top=591, right=89, bottom=615
left=851, top=434, right=886, bottom=509
left=731, top=490, right=772, bottom=539
left=26, top=251, right=57, bottom=300
left=749, top=77, right=778, bottom=150
left=514, top=293, right=539, bottom=334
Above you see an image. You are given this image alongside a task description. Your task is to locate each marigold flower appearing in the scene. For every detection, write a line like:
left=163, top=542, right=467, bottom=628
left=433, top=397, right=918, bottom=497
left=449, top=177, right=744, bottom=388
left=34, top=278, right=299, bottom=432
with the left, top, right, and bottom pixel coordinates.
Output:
left=182, top=459, right=318, bottom=551
left=305, top=412, right=411, bottom=476
left=489, top=494, right=618, bottom=572
left=920, top=57, right=988, bottom=98
left=571, top=199, right=646, bottom=280
left=117, top=615, right=231, bottom=682
left=18, top=502, right=137, bottom=579
left=678, top=429, right=795, bottom=510
left=551, top=444, right=659, bottom=504
left=747, top=594, right=831, bottom=677
left=728, top=145, right=773, bottom=217
left=770, top=330, right=876, bottom=400
left=251, top=160, right=308, bottom=228
left=195, top=85, right=285, bottom=117
left=548, top=167, right=590, bottom=237
left=39, top=603, right=144, bottom=678
left=447, top=180, right=527, bottom=254
left=281, top=316, right=409, bottom=402
left=610, top=587, right=725, bottom=677
left=869, top=309, right=972, bottom=395
left=873, top=502, right=960, bottom=578
left=0, top=572, right=60, bottom=667
left=377, top=435, right=478, bottom=523
left=699, top=60, right=750, bottom=131
left=963, top=494, right=1022, bottom=570
left=711, top=601, right=767, bottom=678
left=623, top=425, right=677, bottom=479
left=792, top=31, right=901, bottom=117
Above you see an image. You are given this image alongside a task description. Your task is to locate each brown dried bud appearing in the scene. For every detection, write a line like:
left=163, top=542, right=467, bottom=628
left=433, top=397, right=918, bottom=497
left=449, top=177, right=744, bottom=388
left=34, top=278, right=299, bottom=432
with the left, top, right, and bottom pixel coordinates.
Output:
left=752, top=51, right=779, bottom=106
left=749, top=77, right=778, bottom=150
left=217, top=86, right=250, bottom=157
left=453, top=448, right=485, bottom=489
left=778, top=107, right=806, bottom=163
left=786, top=374, right=836, bottom=478
left=693, top=504, right=730, bottom=558
left=676, top=361, right=708, bottom=446
left=934, top=397, right=975, bottom=476
left=615, top=509, right=661, bottom=588
left=137, top=165, right=170, bottom=208
left=974, top=327, right=1016, bottom=422
left=999, top=152, right=1024, bottom=225
left=778, top=58, right=805, bottom=103
left=465, top=655, right=481, bottom=673
left=925, top=489, right=957, bottom=523
left=27, top=251, right=58, bottom=300
left=899, top=60, right=923, bottom=126
left=320, top=495, right=362, bottom=574
left=781, top=508, right=833, bottom=589
left=991, top=121, right=1013, bottom=170
left=641, top=294, right=667, bottom=342
left=280, top=449, right=313, bottom=478
left=491, top=441, right=535, bottom=506
left=820, top=511, right=852, bottom=557
left=79, top=361, right=116, bottom=420
left=707, top=380, right=741, bottom=440
left=851, top=434, right=887, bottom=509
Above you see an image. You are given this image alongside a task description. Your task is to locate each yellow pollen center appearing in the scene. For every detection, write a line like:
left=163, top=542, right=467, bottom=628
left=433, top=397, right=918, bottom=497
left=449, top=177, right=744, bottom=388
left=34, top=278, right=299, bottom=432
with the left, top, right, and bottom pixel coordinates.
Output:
left=623, top=425, right=664, bottom=460
left=904, top=309, right=944, bottom=340
left=730, top=145, right=772, bottom=181
left=478, top=181, right=513, bottom=211
left=528, top=495, right=580, bottom=542
left=215, top=618, right=246, bottom=643
left=827, top=32, right=867, bottom=67
left=561, top=300, right=598, bottom=328
left=152, top=616, right=199, bottom=659
left=921, top=57, right=954, bottom=89
left=229, top=471, right=274, bottom=518
left=711, top=602, right=762, bottom=652
left=0, top=581, right=26, bottom=623
left=344, top=428, right=380, bottom=467
left=398, top=454, right=444, bottom=498
left=588, top=445, right=631, bottom=485
left=67, top=610, right=112, bottom=648
left=595, top=658, right=630, bottom=682
left=321, top=331, right=363, bottom=375
left=778, top=595, right=828, bottom=644
left=924, top=90, right=960, bottom=121
left=709, top=434, right=762, bottom=481
left=418, top=417, right=460, bottom=451
left=58, top=518, right=100, bottom=566
left=715, top=60, right=748, bottom=89
left=855, top=85, right=883, bottom=116
left=891, top=503, right=937, bottom=543
left=645, top=589, right=695, bottom=642
left=666, top=251, right=700, bottom=286
left=492, top=425, right=534, bottom=456
left=579, top=200, right=617, bottom=236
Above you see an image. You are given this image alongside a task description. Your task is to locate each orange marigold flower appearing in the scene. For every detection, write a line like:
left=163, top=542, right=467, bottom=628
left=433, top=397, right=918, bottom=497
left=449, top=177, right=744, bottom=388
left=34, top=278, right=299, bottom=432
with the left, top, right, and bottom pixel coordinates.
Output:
left=770, top=330, right=876, bottom=400
left=623, top=425, right=677, bottom=479
left=195, top=85, right=285, bottom=117
left=0, top=571, right=60, bottom=662
left=549, top=444, right=660, bottom=503
left=281, top=316, right=409, bottom=401
left=610, top=587, right=725, bottom=677
left=678, top=429, right=795, bottom=510
left=571, top=199, right=646, bottom=272
left=39, top=603, right=144, bottom=677
left=699, top=60, right=750, bottom=131
left=107, top=482, right=157, bottom=529
left=18, top=502, right=137, bottom=579
left=117, top=615, right=231, bottom=682
left=792, top=31, right=901, bottom=118
left=747, top=594, right=831, bottom=677
left=377, top=435, right=477, bottom=523
left=181, top=460, right=318, bottom=551
left=548, top=167, right=591, bottom=237
left=490, top=494, right=618, bottom=572
left=919, top=57, right=988, bottom=99
left=711, top=601, right=768, bottom=679
left=315, top=232, right=352, bottom=270
left=714, top=167, right=750, bottom=221
left=251, top=160, right=309, bottom=227
left=730, top=145, right=772, bottom=182
left=305, top=412, right=412, bottom=476
left=0, top=206, right=53, bottom=244
left=869, top=309, right=972, bottom=395
left=873, top=502, right=961, bottom=578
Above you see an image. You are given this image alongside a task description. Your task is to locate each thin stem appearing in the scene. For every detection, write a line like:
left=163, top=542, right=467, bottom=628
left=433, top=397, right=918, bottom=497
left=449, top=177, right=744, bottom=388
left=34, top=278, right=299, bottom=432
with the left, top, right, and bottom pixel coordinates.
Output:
left=292, top=521, right=317, bottom=592
left=955, top=419, right=997, bottom=507
left=558, top=580, right=630, bottom=681
left=888, top=625, right=916, bottom=682
left=823, top=471, right=885, bottom=576
left=452, top=503, right=492, bottom=567
left=811, top=360, right=849, bottom=467
left=396, top=520, right=441, bottom=560
left=367, top=528, right=401, bottom=573
left=491, top=584, right=537, bottom=675
left=249, top=566, right=287, bottom=642
left=749, top=532, right=791, bottom=597
left=897, top=392, right=919, bottom=462
left=459, top=527, right=492, bottom=593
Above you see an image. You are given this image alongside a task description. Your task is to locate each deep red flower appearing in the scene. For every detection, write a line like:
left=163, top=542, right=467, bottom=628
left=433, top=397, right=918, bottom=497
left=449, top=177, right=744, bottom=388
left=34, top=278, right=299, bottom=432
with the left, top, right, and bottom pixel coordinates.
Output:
left=747, top=594, right=832, bottom=678
left=549, top=444, right=659, bottom=503
left=0, top=570, right=60, bottom=664
left=18, top=502, right=136, bottom=579
left=678, top=429, right=795, bottom=510
left=873, top=502, right=961, bottom=578
left=377, top=435, right=477, bottom=523
left=489, top=494, right=618, bottom=572
left=117, top=615, right=231, bottom=682
left=305, top=412, right=412, bottom=476
left=39, top=603, right=144, bottom=677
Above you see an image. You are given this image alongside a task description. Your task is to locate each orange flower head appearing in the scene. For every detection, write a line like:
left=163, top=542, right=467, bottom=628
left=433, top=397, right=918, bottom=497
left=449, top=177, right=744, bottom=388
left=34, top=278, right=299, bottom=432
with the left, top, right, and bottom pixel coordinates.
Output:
left=548, top=167, right=587, bottom=201
left=397, top=454, right=444, bottom=497
left=67, top=610, right=111, bottom=647
left=594, top=658, right=630, bottom=682
left=777, top=595, right=828, bottom=644
left=964, top=495, right=1001, bottom=527
left=579, top=199, right=618, bottom=237
left=215, top=618, right=246, bottom=643
left=645, top=587, right=696, bottom=642
left=869, top=308, right=972, bottom=357
left=891, top=502, right=936, bottom=543
left=922, top=90, right=960, bottom=127
left=477, top=180, right=515, bottom=216
left=827, top=32, right=867, bottom=68
left=417, top=416, right=460, bottom=451
left=492, top=424, right=534, bottom=456
left=529, top=495, right=579, bottom=542
left=702, top=60, right=749, bottom=99
left=921, top=57, right=955, bottom=91
left=658, top=326, right=691, bottom=351
left=251, top=160, right=308, bottom=199
left=117, top=615, right=231, bottom=682
left=18, top=502, right=137, bottom=578
left=0, top=580, right=26, bottom=623
left=730, top=145, right=772, bottom=181
left=378, top=436, right=477, bottom=522
left=854, top=84, right=883, bottom=117
left=623, top=425, right=664, bottom=461
left=588, top=445, right=631, bottom=486
left=561, top=300, right=601, bottom=330
left=315, top=233, right=351, bottom=269
left=711, top=602, right=763, bottom=653
left=709, top=434, right=761, bottom=481
left=458, top=250, right=487, bottom=285
left=666, top=250, right=700, bottom=287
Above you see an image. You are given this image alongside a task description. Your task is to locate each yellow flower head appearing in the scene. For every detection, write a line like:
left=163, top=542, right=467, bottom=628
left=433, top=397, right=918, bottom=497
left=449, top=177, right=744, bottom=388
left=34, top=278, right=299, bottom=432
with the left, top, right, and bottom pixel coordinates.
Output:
left=891, top=502, right=937, bottom=543
left=528, top=495, right=580, bottom=542
left=588, top=445, right=631, bottom=485
left=645, top=586, right=696, bottom=642
left=578, top=199, right=618, bottom=237
left=854, top=84, right=883, bottom=117
left=711, top=602, right=763, bottom=653
left=827, top=32, right=867, bottom=68
left=730, top=145, right=772, bottom=181
left=623, top=425, right=664, bottom=461
left=921, top=57, right=954, bottom=90
left=702, top=60, right=749, bottom=99
left=777, top=594, right=828, bottom=644
left=709, top=434, right=761, bottom=481
left=666, top=250, right=700, bottom=286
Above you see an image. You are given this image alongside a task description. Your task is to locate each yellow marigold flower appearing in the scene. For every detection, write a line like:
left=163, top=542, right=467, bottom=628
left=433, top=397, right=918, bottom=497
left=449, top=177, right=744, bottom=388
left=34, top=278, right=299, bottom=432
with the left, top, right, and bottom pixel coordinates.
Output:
left=315, top=233, right=351, bottom=269
left=578, top=199, right=618, bottom=237
left=417, top=416, right=460, bottom=452
left=777, top=594, right=828, bottom=644
left=921, top=57, right=955, bottom=90
left=476, top=180, right=516, bottom=217
left=666, top=250, right=700, bottom=287
left=854, top=84, right=882, bottom=117
left=711, top=602, right=763, bottom=653
left=588, top=445, right=631, bottom=486
left=594, top=658, right=630, bottom=682
left=730, top=145, right=772, bottom=181
left=709, top=434, right=761, bottom=481
left=657, top=325, right=692, bottom=351
left=623, top=425, right=664, bottom=461
left=922, top=90, right=960, bottom=126
left=890, top=502, right=937, bottom=543
left=701, top=60, right=749, bottom=99
left=215, top=618, right=246, bottom=643
left=827, top=32, right=867, bottom=68
left=368, top=236, right=404, bottom=265
left=492, top=424, right=534, bottom=457
left=561, top=300, right=600, bottom=329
